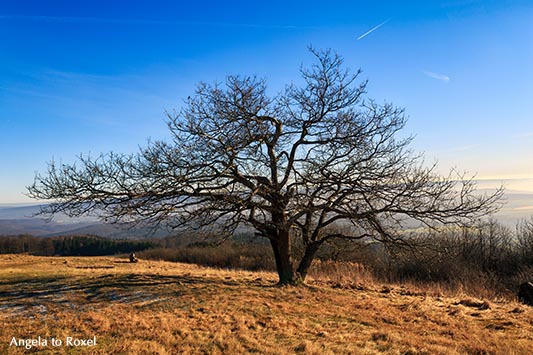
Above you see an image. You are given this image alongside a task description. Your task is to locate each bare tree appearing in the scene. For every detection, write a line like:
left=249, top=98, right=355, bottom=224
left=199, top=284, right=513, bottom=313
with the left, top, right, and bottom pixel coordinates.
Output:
left=27, top=48, right=503, bottom=285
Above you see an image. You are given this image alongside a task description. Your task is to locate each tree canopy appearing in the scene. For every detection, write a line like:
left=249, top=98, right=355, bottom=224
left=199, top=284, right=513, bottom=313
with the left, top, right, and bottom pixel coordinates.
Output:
left=28, top=48, right=503, bottom=285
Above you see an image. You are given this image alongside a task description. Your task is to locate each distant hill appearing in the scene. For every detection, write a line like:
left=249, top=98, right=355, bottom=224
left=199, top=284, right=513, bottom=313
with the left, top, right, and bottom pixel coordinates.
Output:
left=0, top=218, right=91, bottom=236
left=0, top=203, right=219, bottom=239
left=0, top=204, right=99, bottom=223
left=1, top=190, right=531, bottom=237
left=0, top=205, right=171, bottom=238
left=0, top=218, right=173, bottom=239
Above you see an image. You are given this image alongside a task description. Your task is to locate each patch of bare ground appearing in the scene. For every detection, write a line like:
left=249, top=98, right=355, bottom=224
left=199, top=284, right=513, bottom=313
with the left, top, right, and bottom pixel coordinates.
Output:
left=0, top=254, right=531, bottom=354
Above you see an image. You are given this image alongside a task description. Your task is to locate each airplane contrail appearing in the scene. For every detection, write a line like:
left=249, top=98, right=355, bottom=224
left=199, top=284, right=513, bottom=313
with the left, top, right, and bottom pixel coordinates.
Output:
left=357, top=19, right=390, bottom=40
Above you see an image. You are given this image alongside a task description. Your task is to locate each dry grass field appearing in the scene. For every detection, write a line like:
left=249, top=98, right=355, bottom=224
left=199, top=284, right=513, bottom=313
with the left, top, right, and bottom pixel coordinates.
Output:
left=0, top=254, right=531, bottom=355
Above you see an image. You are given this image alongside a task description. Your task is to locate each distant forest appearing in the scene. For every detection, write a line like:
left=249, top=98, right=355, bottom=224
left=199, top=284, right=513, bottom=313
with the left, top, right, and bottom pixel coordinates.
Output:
left=0, top=234, right=156, bottom=256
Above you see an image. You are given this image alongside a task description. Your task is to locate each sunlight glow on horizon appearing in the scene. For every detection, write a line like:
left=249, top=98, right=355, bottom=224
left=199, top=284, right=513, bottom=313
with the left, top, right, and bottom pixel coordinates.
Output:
left=474, top=177, right=533, bottom=194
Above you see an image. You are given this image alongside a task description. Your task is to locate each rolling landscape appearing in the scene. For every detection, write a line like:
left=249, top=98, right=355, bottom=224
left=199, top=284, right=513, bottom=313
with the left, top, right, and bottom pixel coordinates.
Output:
left=2, top=184, right=533, bottom=239
left=0, top=205, right=170, bottom=238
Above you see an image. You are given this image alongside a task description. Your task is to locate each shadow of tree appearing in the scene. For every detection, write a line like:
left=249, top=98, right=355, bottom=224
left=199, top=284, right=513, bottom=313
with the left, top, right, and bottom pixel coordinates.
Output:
left=0, top=271, right=269, bottom=313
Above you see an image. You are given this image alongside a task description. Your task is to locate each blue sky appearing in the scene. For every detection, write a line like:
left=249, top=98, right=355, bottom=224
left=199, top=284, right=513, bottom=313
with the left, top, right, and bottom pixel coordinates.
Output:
left=1, top=0, right=533, bottom=203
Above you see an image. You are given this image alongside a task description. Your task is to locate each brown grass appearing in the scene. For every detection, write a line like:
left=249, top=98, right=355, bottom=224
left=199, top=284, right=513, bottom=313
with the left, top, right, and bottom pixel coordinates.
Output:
left=0, top=254, right=531, bottom=354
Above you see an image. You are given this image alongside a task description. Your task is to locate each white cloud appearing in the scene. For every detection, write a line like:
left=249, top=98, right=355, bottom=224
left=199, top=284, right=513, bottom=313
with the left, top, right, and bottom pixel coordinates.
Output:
left=422, top=70, right=450, bottom=83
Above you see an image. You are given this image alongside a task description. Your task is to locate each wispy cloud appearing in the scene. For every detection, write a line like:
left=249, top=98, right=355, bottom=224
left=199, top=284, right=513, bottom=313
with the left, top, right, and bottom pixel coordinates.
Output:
left=357, top=19, right=390, bottom=40
left=422, top=70, right=450, bottom=83
left=513, top=205, right=533, bottom=211
left=0, top=15, right=308, bottom=29
left=440, top=0, right=482, bottom=8
left=515, top=132, right=533, bottom=138
left=429, top=144, right=480, bottom=155
left=0, top=15, right=166, bottom=25
left=0, top=85, right=68, bottom=101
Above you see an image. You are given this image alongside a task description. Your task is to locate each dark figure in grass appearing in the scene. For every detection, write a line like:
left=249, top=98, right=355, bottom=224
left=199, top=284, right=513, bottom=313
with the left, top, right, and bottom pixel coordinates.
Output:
left=129, top=253, right=138, bottom=263
left=518, top=282, right=533, bottom=306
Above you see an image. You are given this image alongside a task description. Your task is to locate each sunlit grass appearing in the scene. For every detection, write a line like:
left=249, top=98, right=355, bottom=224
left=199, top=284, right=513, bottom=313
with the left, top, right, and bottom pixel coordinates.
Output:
left=0, top=255, right=531, bottom=354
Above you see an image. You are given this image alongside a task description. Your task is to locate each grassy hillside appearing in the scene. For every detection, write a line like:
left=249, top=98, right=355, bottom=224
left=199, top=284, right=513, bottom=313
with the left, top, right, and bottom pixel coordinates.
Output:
left=0, top=255, right=531, bottom=354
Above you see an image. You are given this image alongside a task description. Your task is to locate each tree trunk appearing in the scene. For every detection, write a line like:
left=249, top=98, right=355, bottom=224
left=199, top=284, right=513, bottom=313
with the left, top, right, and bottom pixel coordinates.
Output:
left=270, top=238, right=283, bottom=280
left=270, top=230, right=296, bottom=285
left=296, top=242, right=320, bottom=282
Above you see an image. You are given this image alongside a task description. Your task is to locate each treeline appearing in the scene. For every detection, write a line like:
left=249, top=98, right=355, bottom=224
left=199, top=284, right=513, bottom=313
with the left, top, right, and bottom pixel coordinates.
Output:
left=0, top=234, right=157, bottom=256
left=138, top=218, right=533, bottom=298
left=371, top=219, right=533, bottom=297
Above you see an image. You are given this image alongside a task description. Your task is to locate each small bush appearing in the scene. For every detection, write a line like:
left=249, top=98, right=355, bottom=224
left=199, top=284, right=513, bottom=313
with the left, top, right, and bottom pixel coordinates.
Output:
left=138, top=242, right=275, bottom=271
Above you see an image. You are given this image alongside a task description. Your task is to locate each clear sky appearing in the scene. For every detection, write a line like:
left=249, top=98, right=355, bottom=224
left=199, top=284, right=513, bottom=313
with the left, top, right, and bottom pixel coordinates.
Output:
left=1, top=0, right=533, bottom=203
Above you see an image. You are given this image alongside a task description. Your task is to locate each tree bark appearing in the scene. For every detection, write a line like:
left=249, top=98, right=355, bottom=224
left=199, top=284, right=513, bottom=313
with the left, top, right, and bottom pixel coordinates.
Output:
left=270, top=230, right=296, bottom=285
left=270, top=238, right=283, bottom=281
left=296, top=242, right=320, bottom=281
